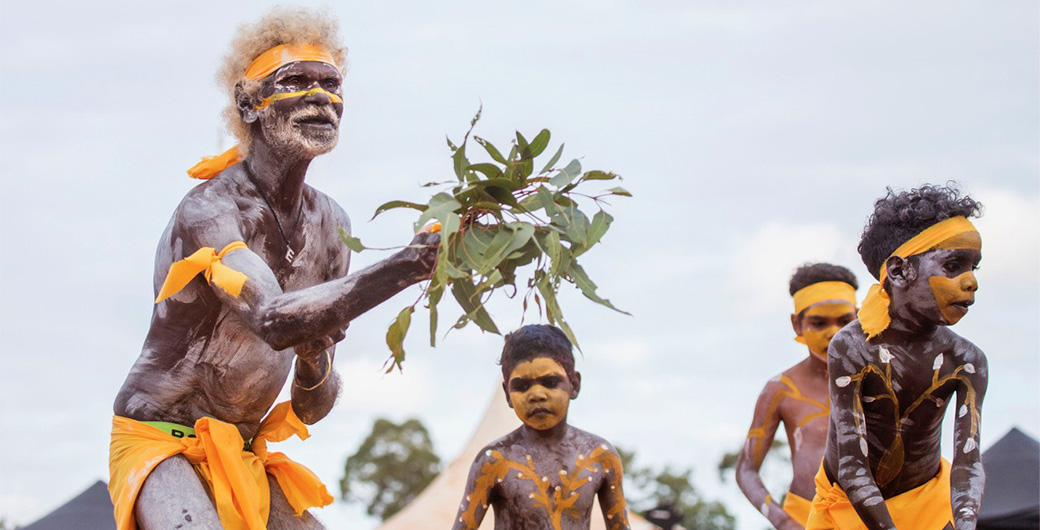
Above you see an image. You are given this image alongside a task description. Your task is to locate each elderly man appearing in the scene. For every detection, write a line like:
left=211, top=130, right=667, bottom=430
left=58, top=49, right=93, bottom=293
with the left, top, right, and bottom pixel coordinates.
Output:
left=109, top=8, right=436, bottom=530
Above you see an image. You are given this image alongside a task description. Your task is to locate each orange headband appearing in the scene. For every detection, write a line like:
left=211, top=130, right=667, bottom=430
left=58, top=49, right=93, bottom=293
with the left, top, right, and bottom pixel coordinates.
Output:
left=243, top=43, right=337, bottom=81
left=186, top=44, right=339, bottom=180
left=858, top=216, right=979, bottom=339
left=793, top=281, right=857, bottom=315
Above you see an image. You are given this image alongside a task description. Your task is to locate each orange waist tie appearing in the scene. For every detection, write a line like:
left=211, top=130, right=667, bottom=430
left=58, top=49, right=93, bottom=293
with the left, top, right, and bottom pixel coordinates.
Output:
left=108, top=401, right=333, bottom=530
left=805, top=460, right=952, bottom=530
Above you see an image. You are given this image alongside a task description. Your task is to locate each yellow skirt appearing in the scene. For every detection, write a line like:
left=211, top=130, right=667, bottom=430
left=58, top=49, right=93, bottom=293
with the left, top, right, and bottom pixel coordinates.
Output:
left=108, top=401, right=332, bottom=530
left=805, top=459, right=953, bottom=530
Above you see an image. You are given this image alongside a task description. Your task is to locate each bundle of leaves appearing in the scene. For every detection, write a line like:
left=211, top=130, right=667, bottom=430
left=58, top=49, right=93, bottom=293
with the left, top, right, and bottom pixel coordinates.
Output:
left=342, top=109, right=630, bottom=371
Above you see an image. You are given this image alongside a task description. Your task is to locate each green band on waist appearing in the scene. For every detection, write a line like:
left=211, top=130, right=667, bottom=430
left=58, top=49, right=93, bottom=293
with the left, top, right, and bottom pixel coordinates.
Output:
left=143, top=419, right=252, bottom=450
left=144, top=420, right=196, bottom=439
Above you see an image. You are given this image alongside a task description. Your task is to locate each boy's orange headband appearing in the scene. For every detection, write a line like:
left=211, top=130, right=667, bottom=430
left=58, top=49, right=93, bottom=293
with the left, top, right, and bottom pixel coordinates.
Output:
left=858, top=216, right=979, bottom=339
left=243, top=43, right=337, bottom=81
left=186, top=44, right=339, bottom=180
left=793, top=281, right=857, bottom=315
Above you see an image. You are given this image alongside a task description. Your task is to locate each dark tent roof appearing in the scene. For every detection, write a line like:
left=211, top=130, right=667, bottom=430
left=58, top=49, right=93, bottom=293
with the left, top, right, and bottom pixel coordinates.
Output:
left=978, top=427, right=1040, bottom=530
left=22, top=480, right=115, bottom=530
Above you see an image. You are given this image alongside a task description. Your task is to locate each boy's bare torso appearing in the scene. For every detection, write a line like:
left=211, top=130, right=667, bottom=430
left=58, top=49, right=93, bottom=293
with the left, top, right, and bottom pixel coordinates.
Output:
left=457, top=426, right=627, bottom=530
left=826, top=322, right=985, bottom=498
left=773, top=359, right=830, bottom=500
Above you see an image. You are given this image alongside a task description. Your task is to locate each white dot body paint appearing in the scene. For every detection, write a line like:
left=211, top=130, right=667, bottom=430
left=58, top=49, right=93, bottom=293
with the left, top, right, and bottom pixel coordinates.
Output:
left=860, top=438, right=869, bottom=456
left=964, top=363, right=976, bottom=374
left=959, top=405, right=968, bottom=418
left=933, top=353, right=944, bottom=370
left=964, top=438, right=977, bottom=453
left=760, top=502, right=769, bottom=514
left=863, top=396, right=876, bottom=403
left=878, top=345, right=893, bottom=364
left=836, top=376, right=852, bottom=388
left=794, top=428, right=803, bottom=450
left=485, top=450, right=491, bottom=456
left=935, top=398, right=944, bottom=408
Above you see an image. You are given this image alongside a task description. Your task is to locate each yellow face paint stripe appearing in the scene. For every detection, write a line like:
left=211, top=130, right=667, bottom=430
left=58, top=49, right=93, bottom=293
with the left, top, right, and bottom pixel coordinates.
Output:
left=255, top=87, right=343, bottom=110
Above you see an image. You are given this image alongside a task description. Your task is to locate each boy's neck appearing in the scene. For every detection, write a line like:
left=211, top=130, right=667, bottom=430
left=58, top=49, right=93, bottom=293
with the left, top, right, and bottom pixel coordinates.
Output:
left=805, top=353, right=828, bottom=377
left=520, top=420, right=570, bottom=443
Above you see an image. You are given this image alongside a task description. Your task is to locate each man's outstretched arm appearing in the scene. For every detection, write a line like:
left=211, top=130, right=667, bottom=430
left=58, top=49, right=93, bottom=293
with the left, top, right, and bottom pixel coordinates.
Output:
left=951, top=346, right=987, bottom=530
left=451, top=451, right=496, bottom=530
left=597, top=444, right=631, bottom=530
left=735, top=380, right=801, bottom=530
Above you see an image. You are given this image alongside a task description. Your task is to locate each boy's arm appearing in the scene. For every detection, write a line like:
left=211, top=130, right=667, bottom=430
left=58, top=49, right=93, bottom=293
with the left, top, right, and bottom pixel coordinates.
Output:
left=827, top=332, right=896, bottom=530
left=735, top=380, right=801, bottom=530
left=951, top=346, right=987, bottom=530
left=451, top=451, right=497, bottom=530
left=596, top=444, right=631, bottom=530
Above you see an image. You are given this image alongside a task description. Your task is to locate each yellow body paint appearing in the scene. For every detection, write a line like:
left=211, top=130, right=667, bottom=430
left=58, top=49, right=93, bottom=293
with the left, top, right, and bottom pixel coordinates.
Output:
left=508, top=358, right=572, bottom=431
left=746, top=376, right=829, bottom=463
left=835, top=351, right=981, bottom=488
left=928, top=272, right=976, bottom=325
left=796, top=302, right=856, bottom=360
left=458, top=446, right=628, bottom=530
left=255, top=87, right=343, bottom=110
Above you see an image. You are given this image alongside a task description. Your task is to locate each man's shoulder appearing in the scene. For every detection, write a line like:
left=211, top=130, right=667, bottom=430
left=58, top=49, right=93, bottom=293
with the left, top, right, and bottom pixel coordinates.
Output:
left=936, top=327, right=987, bottom=365
left=174, top=169, right=248, bottom=224
left=566, top=426, right=620, bottom=456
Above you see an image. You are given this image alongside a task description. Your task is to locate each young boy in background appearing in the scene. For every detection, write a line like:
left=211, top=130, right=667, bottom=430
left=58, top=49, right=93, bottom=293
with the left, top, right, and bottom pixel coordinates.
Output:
left=737, top=263, right=859, bottom=529
left=808, top=184, right=987, bottom=530
left=452, top=325, right=631, bottom=530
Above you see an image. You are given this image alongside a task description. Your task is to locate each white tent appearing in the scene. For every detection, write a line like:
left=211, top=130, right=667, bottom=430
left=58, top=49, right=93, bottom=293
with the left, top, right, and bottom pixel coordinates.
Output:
left=378, top=389, right=658, bottom=530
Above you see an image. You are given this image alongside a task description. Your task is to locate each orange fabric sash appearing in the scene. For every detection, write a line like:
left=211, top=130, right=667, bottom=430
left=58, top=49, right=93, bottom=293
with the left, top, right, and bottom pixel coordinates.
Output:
left=108, top=401, right=333, bottom=530
left=782, top=492, right=812, bottom=526
left=859, top=216, right=978, bottom=339
left=155, top=241, right=249, bottom=303
left=805, top=460, right=953, bottom=530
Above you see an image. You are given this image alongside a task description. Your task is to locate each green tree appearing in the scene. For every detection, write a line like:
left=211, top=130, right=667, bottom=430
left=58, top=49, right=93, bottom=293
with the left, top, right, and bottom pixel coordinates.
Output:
left=339, top=418, right=441, bottom=521
left=620, top=448, right=736, bottom=530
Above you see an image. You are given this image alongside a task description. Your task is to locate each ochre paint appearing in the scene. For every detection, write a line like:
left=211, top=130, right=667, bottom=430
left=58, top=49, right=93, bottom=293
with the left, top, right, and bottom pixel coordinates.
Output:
left=458, top=446, right=629, bottom=530
left=746, top=375, right=829, bottom=464
left=797, top=302, right=855, bottom=360
left=507, top=358, right=572, bottom=431
left=928, top=272, right=977, bottom=325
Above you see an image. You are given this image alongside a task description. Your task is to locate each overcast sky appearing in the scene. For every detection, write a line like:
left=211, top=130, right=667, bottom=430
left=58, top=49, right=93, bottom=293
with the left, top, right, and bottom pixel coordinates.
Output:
left=1, top=1, right=1037, bottom=528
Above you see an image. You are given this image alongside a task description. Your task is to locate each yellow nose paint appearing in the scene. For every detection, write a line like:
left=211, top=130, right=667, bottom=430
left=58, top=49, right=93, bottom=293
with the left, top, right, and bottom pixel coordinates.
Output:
left=928, top=271, right=977, bottom=325
left=797, top=302, right=855, bottom=359
left=255, top=87, right=343, bottom=110
left=508, top=358, right=571, bottom=431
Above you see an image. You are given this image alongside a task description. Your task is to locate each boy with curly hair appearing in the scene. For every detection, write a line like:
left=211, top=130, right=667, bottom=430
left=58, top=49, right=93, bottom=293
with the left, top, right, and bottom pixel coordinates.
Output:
left=737, top=263, right=859, bottom=529
left=806, top=184, right=987, bottom=530
left=452, top=325, right=631, bottom=530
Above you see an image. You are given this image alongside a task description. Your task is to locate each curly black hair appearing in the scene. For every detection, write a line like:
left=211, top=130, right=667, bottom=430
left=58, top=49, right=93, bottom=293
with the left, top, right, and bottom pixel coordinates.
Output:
left=499, top=325, right=575, bottom=380
left=858, top=183, right=982, bottom=279
left=789, top=263, right=859, bottom=296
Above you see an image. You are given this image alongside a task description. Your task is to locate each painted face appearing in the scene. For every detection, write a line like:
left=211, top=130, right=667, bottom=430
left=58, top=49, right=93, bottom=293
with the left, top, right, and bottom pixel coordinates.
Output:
left=905, top=232, right=982, bottom=326
left=257, top=61, right=344, bottom=157
left=796, top=301, right=856, bottom=360
left=506, top=357, right=575, bottom=431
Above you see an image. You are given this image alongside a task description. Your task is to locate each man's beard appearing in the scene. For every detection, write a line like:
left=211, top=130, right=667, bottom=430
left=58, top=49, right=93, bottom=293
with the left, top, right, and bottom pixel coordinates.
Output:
left=259, top=103, right=340, bottom=159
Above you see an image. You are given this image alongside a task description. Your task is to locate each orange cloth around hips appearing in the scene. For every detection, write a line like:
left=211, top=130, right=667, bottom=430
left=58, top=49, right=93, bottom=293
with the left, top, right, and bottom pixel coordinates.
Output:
left=805, top=460, right=953, bottom=530
left=108, top=401, right=333, bottom=530
left=782, top=492, right=812, bottom=526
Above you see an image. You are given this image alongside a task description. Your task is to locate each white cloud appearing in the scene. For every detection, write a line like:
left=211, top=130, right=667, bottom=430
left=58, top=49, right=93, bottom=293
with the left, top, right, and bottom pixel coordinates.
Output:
left=726, top=222, right=862, bottom=316
left=971, top=187, right=1040, bottom=286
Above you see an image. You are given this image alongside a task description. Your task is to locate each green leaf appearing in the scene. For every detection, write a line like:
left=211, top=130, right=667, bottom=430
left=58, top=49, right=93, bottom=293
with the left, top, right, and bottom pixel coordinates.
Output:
left=451, top=280, right=500, bottom=334
left=536, top=186, right=558, bottom=217
left=468, top=163, right=503, bottom=180
left=606, top=186, right=632, bottom=197
left=515, top=131, right=529, bottom=154
left=479, top=223, right=535, bottom=274
left=550, top=159, right=582, bottom=187
left=525, top=129, right=550, bottom=159
left=385, top=306, right=414, bottom=372
left=371, top=200, right=428, bottom=221
left=339, top=227, right=366, bottom=252
left=415, top=193, right=462, bottom=232
left=538, top=143, right=565, bottom=175
left=452, top=144, right=469, bottom=182
left=536, top=278, right=580, bottom=351
left=582, top=170, right=618, bottom=181
left=568, top=261, right=628, bottom=314
left=578, top=210, right=613, bottom=256
left=474, top=136, right=507, bottom=164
